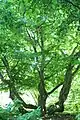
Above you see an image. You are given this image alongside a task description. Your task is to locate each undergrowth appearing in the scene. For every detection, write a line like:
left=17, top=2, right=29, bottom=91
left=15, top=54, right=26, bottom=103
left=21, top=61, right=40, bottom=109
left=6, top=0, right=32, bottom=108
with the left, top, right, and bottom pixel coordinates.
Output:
left=0, top=99, right=41, bottom=120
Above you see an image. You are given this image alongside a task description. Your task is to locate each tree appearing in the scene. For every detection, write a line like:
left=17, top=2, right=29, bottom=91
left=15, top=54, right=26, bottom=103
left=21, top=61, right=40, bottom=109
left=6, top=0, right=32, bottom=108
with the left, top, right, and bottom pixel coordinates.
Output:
left=0, top=0, right=80, bottom=119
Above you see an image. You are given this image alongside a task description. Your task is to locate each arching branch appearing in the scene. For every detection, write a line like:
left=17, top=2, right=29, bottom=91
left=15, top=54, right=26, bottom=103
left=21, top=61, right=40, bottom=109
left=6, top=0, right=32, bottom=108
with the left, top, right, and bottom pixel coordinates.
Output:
left=48, top=82, right=63, bottom=95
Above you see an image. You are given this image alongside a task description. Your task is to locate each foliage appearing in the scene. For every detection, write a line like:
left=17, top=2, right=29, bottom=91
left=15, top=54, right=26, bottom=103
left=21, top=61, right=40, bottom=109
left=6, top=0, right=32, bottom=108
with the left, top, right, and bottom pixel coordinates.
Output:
left=0, top=100, right=41, bottom=120
left=0, top=99, right=22, bottom=119
left=0, top=106, right=10, bottom=120
left=75, top=114, right=80, bottom=120
left=0, top=0, right=80, bottom=117
left=17, top=107, right=41, bottom=120
left=6, top=99, right=22, bottom=113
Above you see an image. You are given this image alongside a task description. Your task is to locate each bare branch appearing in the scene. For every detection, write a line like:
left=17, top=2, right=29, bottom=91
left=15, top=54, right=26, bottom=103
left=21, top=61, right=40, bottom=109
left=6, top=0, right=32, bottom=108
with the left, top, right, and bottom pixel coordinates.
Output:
left=70, top=44, right=78, bottom=56
left=48, top=82, right=63, bottom=95
left=12, top=85, right=37, bottom=109
left=0, top=69, right=37, bottom=110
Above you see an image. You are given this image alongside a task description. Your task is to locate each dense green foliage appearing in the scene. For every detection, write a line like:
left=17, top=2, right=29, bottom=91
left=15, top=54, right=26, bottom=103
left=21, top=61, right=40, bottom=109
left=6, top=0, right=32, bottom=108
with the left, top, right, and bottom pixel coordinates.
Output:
left=0, top=100, right=41, bottom=120
left=76, top=114, right=80, bottom=120
left=0, top=0, right=80, bottom=119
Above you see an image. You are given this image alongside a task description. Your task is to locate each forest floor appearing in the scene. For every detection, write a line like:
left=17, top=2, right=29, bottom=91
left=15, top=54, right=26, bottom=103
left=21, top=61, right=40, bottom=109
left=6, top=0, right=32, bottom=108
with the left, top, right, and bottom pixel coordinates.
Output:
left=45, top=113, right=76, bottom=120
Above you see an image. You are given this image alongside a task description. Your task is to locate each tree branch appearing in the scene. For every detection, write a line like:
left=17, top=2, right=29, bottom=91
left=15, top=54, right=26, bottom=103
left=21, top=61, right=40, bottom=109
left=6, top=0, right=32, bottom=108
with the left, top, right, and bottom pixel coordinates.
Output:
left=66, top=0, right=80, bottom=10
left=1, top=55, right=11, bottom=79
left=74, top=51, right=80, bottom=59
left=0, top=72, right=37, bottom=109
left=44, top=74, right=53, bottom=80
left=72, top=64, right=80, bottom=76
left=44, top=56, right=54, bottom=68
left=10, top=61, right=19, bottom=72
left=1, top=56, right=37, bottom=109
left=12, top=85, right=37, bottom=109
left=70, top=44, right=78, bottom=56
left=36, top=31, right=42, bottom=49
left=48, top=82, right=64, bottom=95
left=0, top=72, right=9, bottom=84
left=26, top=29, right=40, bottom=73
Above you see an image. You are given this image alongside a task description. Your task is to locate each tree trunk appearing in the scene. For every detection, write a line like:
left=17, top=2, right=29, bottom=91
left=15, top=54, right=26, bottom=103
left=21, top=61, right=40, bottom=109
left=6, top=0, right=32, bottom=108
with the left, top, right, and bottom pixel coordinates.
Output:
left=58, top=63, right=73, bottom=111
left=48, top=51, right=80, bottom=115
left=48, top=63, right=73, bottom=115
left=38, top=70, right=47, bottom=119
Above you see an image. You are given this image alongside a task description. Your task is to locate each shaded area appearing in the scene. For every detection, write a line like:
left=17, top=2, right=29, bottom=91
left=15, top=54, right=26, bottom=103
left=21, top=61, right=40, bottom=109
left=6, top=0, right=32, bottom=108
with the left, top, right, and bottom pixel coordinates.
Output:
left=46, top=113, right=76, bottom=120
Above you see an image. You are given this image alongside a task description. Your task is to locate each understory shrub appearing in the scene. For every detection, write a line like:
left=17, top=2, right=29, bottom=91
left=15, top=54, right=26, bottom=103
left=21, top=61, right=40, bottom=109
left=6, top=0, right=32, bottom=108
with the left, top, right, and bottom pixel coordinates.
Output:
left=17, top=107, right=41, bottom=120
left=75, top=114, right=80, bottom=120
left=0, top=99, right=41, bottom=120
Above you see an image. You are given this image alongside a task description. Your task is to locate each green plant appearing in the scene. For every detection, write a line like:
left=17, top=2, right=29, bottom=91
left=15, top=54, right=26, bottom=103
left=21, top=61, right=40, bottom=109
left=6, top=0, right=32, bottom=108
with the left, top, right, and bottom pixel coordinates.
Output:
left=0, top=99, right=22, bottom=120
left=0, top=103, right=41, bottom=120
left=17, top=107, right=41, bottom=120
left=6, top=99, right=22, bottom=113
left=75, top=114, right=80, bottom=120
left=0, top=106, right=10, bottom=120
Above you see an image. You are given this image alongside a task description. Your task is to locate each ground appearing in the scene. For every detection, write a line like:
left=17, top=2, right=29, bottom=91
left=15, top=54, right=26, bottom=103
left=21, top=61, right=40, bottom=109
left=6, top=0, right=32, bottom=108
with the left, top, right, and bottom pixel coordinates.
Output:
left=46, top=113, right=76, bottom=120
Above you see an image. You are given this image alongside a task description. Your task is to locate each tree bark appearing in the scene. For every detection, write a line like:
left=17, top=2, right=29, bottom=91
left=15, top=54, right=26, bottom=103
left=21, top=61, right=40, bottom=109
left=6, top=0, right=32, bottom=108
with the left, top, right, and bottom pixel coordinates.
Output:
left=47, top=63, right=73, bottom=114
left=48, top=63, right=80, bottom=115
left=38, top=70, right=47, bottom=119
left=56, top=52, right=80, bottom=112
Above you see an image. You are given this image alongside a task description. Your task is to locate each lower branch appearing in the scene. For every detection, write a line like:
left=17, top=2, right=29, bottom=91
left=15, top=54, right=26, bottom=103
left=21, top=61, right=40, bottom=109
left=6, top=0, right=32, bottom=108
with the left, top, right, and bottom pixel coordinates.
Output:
left=48, top=82, right=63, bottom=96
left=0, top=72, right=37, bottom=110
